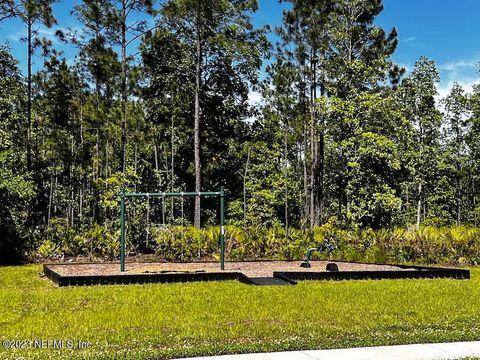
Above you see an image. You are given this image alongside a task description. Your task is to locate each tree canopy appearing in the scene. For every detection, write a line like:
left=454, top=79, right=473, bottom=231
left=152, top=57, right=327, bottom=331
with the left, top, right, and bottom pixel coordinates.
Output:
left=0, top=0, right=480, bottom=261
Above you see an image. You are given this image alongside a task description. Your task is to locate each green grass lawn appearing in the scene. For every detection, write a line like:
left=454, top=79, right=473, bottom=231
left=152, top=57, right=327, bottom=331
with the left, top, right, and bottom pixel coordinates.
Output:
left=0, top=265, right=479, bottom=359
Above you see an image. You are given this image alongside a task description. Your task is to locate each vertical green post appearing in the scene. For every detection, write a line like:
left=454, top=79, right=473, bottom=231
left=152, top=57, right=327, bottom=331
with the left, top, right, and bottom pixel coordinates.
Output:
left=220, top=186, right=225, bottom=270
left=120, top=193, right=126, bottom=272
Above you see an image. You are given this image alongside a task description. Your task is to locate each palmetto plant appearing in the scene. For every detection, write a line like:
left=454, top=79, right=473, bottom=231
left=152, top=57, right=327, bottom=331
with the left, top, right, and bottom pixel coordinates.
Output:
left=36, top=221, right=480, bottom=266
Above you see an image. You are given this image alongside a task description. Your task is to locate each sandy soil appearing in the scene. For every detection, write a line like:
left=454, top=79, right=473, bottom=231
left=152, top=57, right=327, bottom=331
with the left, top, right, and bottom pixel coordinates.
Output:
left=46, top=260, right=416, bottom=278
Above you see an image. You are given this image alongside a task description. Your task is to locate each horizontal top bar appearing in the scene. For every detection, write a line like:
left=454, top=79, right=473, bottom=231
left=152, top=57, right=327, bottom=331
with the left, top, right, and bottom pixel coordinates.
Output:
left=122, top=191, right=222, bottom=198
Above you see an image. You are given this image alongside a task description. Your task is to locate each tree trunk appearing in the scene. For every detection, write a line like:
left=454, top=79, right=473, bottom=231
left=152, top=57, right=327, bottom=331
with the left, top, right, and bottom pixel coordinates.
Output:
left=27, top=18, right=32, bottom=171
left=53, top=173, right=58, bottom=216
left=456, top=127, right=461, bottom=225
left=318, top=83, right=325, bottom=224
left=416, top=183, right=422, bottom=229
left=95, top=129, right=99, bottom=180
left=80, top=101, right=84, bottom=144
left=303, top=109, right=309, bottom=227
left=79, top=180, right=83, bottom=223
left=120, top=0, right=128, bottom=173
left=284, top=117, right=289, bottom=237
left=416, top=113, right=423, bottom=229
left=154, top=144, right=159, bottom=172
left=298, top=60, right=309, bottom=227
left=193, top=22, right=202, bottom=228
left=457, top=175, right=461, bottom=225
left=47, top=172, right=54, bottom=227
left=309, top=48, right=319, bottom=227
left=318, top=123, right=324, bottom=224
left=105, top=140, right=109, bottom=178
left=243, top=148, right=250, bottom=227
left=69, top=136, right=74, bottom=227
left=134, top=143, right=138, bottom=192
left=309, top=84, right=315, bottom=226
left=474, top=189, right=477, bottom=227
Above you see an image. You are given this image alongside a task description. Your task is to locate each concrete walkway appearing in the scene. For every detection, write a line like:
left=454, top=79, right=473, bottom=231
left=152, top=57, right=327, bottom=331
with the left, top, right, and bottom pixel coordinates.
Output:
left=173, top=341, right=480, bottom=360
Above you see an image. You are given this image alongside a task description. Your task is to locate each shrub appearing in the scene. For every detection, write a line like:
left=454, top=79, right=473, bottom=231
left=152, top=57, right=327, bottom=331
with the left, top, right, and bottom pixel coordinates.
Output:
left=34, top=219, right=480, bottom=266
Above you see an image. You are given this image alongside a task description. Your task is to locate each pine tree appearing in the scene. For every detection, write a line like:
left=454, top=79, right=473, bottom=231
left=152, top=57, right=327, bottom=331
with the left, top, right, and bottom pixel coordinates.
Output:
left=443, top=83, right=471, bottom=224
left=0, top=45, right=35, bottom=262
left=325, top=0, right=402, bottom=97
left=108, top=0, right=155, bottom=174
left=398, top=57, right=442, bottom=227
left=467, top=83, right=480, bottom=225
left=0, top=0, right=14, bottom=21
left=278, top=0, right=334, bottom=226
left=158, top=0, right=268, bottom=227
left=274, top=0, right=401, bottom=227
left=8, top=0, right=58, bottom=170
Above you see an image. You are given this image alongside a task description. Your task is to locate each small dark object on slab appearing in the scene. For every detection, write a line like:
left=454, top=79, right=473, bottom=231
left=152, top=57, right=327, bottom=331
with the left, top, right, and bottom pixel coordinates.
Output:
left=326, top=263, right=339, bottom=272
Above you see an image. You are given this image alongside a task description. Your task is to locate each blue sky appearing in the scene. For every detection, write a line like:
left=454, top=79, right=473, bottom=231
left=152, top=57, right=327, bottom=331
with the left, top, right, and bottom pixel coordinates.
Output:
left=375, top=0, right=480, bottom=97
left=1, top=0, right=479, bottom=97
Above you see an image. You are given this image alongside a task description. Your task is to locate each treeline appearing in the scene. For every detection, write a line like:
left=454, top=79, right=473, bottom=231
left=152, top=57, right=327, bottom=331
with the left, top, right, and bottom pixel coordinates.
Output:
left=1, top=0, right=480, bottom=262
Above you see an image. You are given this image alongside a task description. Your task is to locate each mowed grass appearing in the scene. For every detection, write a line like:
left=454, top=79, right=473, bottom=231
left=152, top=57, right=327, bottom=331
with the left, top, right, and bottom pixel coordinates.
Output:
left=0, top=266, right=480, bottom=359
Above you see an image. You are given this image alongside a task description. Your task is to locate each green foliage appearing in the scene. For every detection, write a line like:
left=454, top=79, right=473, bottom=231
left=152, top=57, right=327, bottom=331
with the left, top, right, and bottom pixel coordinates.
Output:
left=36, top=221, right=480, bottom=267
left=0, top=45, right=35, bottom=263
left=3, top=0, right=480, bottom=264
left=324, top=93, right=407, bottom=228
left=151, top=226, right=219, bottom=261
left=228, top=141, right=293, bottom=228
left=38, top=220, right=119, bottom=260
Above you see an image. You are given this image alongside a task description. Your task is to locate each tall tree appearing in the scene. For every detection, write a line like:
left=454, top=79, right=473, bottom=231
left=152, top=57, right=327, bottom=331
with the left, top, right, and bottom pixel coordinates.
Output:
left=108, top=0, right=154, bottom=174
left=324, top=92, right=408, bottom=228
left=69, top=0, right=119, bottom=112
left=324, top=0, right=402, bottom=225
left=0, top=0, right=14, bottom=21
left=0, top=45, right=35, bottom=262
left=278, top=0, right=333, bottom=227
left=70, top=0, right=123, bottom=223
left=141, top=26, right=193, bottom=185
left=275, top=0, right=401, bottom=227
left=262, top=58, right=300, bottom=232
left=8, top=0, right=57, bottom=170
left=324, top=0, right=402, bottom=97
left=467, top=83, right=480, bottom=225
left=398, top=57, right=442, bottom=228
left=443, top=83, right=470, bottom=224
left=159, top=0, right=268, bottom=227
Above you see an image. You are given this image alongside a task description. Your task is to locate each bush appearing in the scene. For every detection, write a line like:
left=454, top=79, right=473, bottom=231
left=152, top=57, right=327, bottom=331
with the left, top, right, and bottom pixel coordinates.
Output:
left=36, top=220, right=119, bottom=260
left=34, top=218, right=480, bottom=266
left=147, top=224, right=480, bottom=265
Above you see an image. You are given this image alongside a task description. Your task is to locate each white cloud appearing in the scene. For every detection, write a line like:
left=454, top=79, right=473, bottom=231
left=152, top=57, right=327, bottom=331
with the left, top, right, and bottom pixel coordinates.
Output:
left=435, top=56, right=480, bottom=106
left=436, top=79, right=477, bottom=100
left=4, top=26, right=67, bottom=44
left=247, top=90, right=263, bottom=106
left=38, top=28, right=56, bottom=37
left=244, top=90, right=264, bottom=124
left=439, top=59, right=478, bottom=83
left=404, top=36, right=426, bottom=49
left=397, top=62, right=411, bottom=73
left=439, top=60, right=477, bottom=72
left=6, top=31, right=23, bottom=42
left=37, top=27, right=68, bottom=45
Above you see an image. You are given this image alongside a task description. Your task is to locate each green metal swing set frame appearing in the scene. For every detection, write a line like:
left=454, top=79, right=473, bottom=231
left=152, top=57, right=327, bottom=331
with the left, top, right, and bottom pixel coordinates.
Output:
left=119, top=187, right=225, bottom=272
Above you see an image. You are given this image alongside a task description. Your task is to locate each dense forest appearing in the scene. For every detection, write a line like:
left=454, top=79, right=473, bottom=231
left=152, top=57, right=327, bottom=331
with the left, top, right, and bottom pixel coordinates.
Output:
left=1, top=0, right=480, bottom=263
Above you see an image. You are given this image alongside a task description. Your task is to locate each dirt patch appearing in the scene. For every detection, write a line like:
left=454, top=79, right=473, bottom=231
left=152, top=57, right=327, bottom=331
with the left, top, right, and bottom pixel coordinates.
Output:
left=46, top=260, right=416, bottom=278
